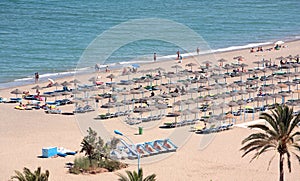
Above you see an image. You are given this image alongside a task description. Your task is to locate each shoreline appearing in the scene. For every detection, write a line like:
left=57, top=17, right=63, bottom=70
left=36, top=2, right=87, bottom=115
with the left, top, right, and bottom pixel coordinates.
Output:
left=1, top=36, right=299, bottom=90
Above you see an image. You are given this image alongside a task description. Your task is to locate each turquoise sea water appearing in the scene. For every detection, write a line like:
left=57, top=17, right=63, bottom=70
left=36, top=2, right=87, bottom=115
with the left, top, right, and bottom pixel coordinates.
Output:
left=0, top=0, right=299, bottom=88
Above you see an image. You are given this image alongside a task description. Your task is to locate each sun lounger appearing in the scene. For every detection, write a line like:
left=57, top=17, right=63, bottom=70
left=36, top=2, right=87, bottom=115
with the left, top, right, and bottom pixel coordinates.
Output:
left=73, top=106, right=85, bottom=113
left=144, top=142, right=160, bottom=155
left=136, top=144, right=150, bottom=157
left=196, top=125, right=215, bottom=134
left=154, top=139, right=177, bottom=152
left=45, top=109, right=61, bottom=114
left=15, top=105, right=25, bottom=110
left=6, top=97, right=22, bottom=103
left=83, top=105, right=95, bottom=112
left=150, top=141, right=168, bottom=153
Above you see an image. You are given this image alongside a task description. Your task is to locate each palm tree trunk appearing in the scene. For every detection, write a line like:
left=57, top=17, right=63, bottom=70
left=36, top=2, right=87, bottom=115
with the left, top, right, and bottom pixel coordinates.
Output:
left=279, top=153, right=284, bottom=181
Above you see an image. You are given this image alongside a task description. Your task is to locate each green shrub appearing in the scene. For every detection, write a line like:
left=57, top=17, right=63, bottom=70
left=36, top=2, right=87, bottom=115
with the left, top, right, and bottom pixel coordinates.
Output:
left=99, top=159, right=127, bottom=172
left=70, top=156, right=98, bottom=173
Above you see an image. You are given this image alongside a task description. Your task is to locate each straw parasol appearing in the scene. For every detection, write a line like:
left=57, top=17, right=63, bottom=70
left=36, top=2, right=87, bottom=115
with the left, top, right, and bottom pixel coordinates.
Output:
left=10, top=89, right=23, bottom=97
left=61, top=81, right=71, bottom=87
left=227, top=101, right=238, bottom=113
left=106, top=74, right=116, bottom=82
left=52, top=82, right=61, bottom=90
left=217, top=58, right=227, bottom=66
left=185, top=62, right=198, bottom=71
left=171, top=65, right=182, bottom=74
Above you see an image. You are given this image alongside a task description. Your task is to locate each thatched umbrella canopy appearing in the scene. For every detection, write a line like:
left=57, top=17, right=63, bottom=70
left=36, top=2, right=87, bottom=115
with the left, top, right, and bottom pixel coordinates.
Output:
left=10, top=89, right=23, bottom=98
left=151, top=95, right=164, bottom=102
left=171, top=65, right=182, bottom=74
left=276, top=56, right=286, bottom=61
left=270, top=93, right=281, bottom=104
left=185, top=62, right=198, bottom=71
left=223, top=64, right=233, bottom=73
left=52, top=82, right=61, bottom=91
left=70, top=79, right=81, bottom=84
left=218, top=102, right=228, bottom=115
left=165, top=73, right=176, bottom=84
left=227, top=101, right=238, bottom=113
left=254, top=96, right=266, bottom=108
left=32, top=85, right=43, bottom=90
left=88, top=77, right=98, bottom=84
left=217, top=58, right=227, bottom=67
left=184, top=99, right=195, bottom=109
left=106, top=74, right=116, bottom=82
left=61, top=81, right=71, bottom=87
left=101, top=102, right=116, bottom=113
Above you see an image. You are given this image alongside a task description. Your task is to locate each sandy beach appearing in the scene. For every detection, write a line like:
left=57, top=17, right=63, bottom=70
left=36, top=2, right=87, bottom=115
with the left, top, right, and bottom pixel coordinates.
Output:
left=1, top=40, right=300, bottom=181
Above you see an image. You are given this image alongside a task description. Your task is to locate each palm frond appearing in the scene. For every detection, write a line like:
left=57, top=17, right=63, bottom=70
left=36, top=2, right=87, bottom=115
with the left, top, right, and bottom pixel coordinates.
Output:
left=287, top=151, right=292, bottom=172
left=248, top=124, right=271, bottom=131
left=116, top=172, right=130, bottom=181
left=144, top=174, right=157, bottom=181
left=241, top=133, right=269, bottom=144
left=11, top=170, right=26, bottom=181
left=288, top=117, right=300, bottom=136
left=241, top=140, right=270, bottom=153
left=241, top=145, right=263, bottom=158
left=259, top=112, right=279, bottom=133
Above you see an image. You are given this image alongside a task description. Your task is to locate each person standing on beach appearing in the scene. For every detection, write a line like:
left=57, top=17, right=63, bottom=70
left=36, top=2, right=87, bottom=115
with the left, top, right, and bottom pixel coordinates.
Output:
left=154, top=53, right=157, bottom=62
left=197, top=47, right=200, bottom=55
left=95, top=64, right=100, bottom=72
left=105, top=65, right=110, bottom=72
left=176, top=50, right=180, bottom=60
left=35, top=72, right=39, bottom=83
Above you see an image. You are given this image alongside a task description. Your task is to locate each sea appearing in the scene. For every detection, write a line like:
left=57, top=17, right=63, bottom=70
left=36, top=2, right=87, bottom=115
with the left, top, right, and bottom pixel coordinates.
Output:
left=0, top=0, right=299, bottom=89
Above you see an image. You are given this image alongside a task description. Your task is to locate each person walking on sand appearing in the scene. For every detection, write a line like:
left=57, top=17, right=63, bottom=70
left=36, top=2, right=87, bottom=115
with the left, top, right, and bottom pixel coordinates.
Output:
left=176, top=50, right=180, bottom=60
left=34, top=72, right=39, bottom=84
left=197, top=47, right=200, bottom=55
left=153, top=53, right=157, bottom=62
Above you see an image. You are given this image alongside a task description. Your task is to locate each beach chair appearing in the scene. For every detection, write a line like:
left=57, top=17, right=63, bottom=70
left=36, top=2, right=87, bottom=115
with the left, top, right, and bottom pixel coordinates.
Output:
left=136, top=144, right=150, bottom=157
left=83, top=105, right=95, bottom=112
left=196, top=125, right=215, bottom=134
left=15, top=105, right=25, bottom=110
left=155, top=139, right=178, bottom=152
left=73, top=106, right=85, bottom=113
left=149, top=141, right=168, bottom=153
left=143, top=142, right=159, bottom=155
left=7, top=97, right=22, bottom=103
left=45, top=108, right=61, bottom=114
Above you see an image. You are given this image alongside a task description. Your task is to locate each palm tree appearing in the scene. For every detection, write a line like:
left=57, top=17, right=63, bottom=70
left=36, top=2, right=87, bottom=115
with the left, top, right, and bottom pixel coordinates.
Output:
left=11, top=167, right=49, bottom=181
left=240, top=104, right=300, bottom=181
left=80, top=138, right=96, bottom=166
left=117, top=168, right=156, bottom=181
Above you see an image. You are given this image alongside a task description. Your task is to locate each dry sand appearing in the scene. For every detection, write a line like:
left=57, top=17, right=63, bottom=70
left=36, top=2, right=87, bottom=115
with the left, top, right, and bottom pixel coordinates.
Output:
left=0, top=40, right=300, bottom=180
